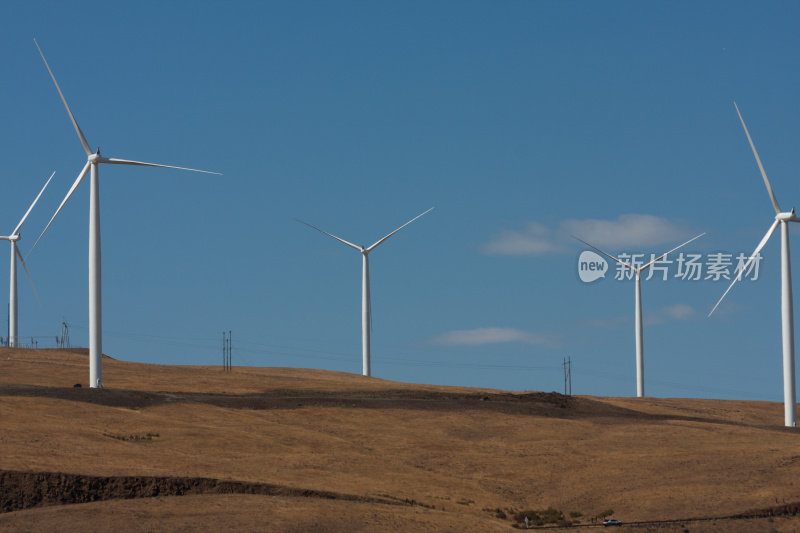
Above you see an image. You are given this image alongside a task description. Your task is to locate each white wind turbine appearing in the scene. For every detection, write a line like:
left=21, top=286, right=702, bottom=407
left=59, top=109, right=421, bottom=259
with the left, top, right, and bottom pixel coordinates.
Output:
left=29, top=40, right=220, bottom=388
left=298, top=207, right=433, bottom=377
left=2, top=171, right=56, bottom=347
left=709, top=102, right=799, bottom=427
left=573, top=232, right=705, bottom=397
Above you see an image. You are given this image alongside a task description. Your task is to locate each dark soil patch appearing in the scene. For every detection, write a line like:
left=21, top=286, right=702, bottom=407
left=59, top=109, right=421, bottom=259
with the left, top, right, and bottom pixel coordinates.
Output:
left=736, top=501, right=800, bottom=518
left=0, top=470, right=410, bottom=514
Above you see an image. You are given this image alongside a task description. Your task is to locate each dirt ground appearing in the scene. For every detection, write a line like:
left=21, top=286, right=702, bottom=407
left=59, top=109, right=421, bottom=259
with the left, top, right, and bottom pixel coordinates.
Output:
left=1, top=348, right=799, bottom=532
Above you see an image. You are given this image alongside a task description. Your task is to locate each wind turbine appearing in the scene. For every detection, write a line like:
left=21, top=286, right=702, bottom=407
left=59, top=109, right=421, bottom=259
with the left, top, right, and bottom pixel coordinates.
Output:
left=709, top=102, right=799, bottom=427
left=29, top=40, right=220, bottom=388
left=1, top=171, right=56, bottom=347
left=573, top=232, right=705, bottom=397
left=298, top=207, right=433, bottom=377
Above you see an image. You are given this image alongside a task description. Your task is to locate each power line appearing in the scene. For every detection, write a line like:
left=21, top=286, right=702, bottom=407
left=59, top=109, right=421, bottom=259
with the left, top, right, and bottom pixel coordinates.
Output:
left=51, top=324, right=777, bottom=401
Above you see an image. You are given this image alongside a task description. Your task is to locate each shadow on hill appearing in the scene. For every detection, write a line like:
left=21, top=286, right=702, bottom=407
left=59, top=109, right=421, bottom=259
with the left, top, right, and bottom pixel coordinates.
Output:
left=0, top=384, right=168, bottom=410
left=0, top=383, right=750, bottom=427
left=26, top=347, right=116, bottom=360
left=0, top=383, right=628, bottom=416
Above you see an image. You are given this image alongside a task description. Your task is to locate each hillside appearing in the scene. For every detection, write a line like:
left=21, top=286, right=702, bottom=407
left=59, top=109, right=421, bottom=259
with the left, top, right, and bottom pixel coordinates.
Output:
left=1, top=348, right=799, bottom=532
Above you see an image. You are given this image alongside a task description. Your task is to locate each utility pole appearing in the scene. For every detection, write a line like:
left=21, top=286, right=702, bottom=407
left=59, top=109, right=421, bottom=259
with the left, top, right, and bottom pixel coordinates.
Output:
left=222, top=330, right=232, bottom=372
left=59, top=320, right=70, bottom=349
left=563, top=356, right=572, bottom=396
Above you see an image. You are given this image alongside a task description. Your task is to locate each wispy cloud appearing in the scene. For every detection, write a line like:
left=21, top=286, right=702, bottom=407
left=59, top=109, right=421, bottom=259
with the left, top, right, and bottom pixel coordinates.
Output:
left=587, top=304, right=698, bottom=328
left=586, top=315, right=630, bottom=329
left=646, top=303, right=697, bottom=325
left=562, top=214, right=690, bottom=249
left=480, top=222, right=563, bottom=255
left=482, top=214, right=694, bottom=256
left=431, top=327, right=558, bottom=347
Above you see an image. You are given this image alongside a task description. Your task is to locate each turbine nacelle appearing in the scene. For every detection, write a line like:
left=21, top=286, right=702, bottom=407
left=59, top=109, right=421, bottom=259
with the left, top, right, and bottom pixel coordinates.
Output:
left=88, top=151, right=102, bottom=163
left=776, top=209, right=800, bottom=223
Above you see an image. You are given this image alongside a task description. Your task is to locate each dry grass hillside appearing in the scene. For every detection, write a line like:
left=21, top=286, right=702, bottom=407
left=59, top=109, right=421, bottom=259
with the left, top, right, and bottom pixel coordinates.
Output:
left=1, top=348, right=799, bottom=532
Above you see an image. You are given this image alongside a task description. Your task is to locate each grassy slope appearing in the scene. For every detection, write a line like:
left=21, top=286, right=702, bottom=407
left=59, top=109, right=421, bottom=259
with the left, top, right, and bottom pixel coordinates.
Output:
left=1, top=348, right=799, bottom=532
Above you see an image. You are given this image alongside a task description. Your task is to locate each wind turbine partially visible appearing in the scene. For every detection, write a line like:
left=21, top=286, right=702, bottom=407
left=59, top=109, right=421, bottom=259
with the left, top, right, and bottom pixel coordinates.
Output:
left=29, top=40, right=220, bottom=388
left=1, top=171, right=56, bottom=347
left=573, top=232, right=705, bottom=397
left=298, top=207, right=433, bottom=377
left=709, top=102, right=799, bottom=428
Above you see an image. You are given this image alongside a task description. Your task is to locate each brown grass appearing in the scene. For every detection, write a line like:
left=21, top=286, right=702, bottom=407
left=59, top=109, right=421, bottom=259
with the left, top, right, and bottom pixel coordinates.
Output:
left=1, top=348, right=799, bottom=532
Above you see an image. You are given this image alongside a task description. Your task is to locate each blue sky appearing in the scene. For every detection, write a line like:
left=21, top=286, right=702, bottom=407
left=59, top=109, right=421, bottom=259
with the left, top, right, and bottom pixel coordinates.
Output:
left=1, top=1, right=799, bottom=400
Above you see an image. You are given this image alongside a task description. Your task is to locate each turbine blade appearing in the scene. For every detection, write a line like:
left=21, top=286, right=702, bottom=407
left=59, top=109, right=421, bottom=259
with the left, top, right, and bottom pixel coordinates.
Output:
left=12, top=171, right=56, bottom=236
left=27, top=162, right=90, bottom=258
left=16, top=247, right=42, bottom=308
left=367, top=207, right=434, bottom=252
left=34, top=39, right=92, bottom=156
left=296, top=219, right=362, bottom=251
left=734, top=102, right=781, bottom=214
left=642, top=232, right=706, bottom=270
left=571, top=235, right=636, bottom=271
left=709, top=220, right=779, bottom=316
left=102, top=157, right=221, bottom=175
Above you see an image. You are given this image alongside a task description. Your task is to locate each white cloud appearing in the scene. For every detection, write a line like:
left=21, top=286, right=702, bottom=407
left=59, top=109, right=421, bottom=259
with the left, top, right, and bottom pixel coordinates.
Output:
left=482, top=214, right=695, bottom=256
left=588, top=304, right=698, bottom=328
left=662, top=303, right=696, bottom=320
left=431, top=327, right=557, bottom=347
left=561, top=214, right=690, bottom=249
left=586, top=315, right=630, bottom=328
left=646, top=303, right=697, bottom=325
left=481, top=222, right=562, bottom=255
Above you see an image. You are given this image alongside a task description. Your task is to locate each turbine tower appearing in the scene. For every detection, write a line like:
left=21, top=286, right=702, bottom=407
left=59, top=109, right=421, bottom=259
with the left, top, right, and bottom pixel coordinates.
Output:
left=30, top=40, right=220, bottom=388
left=1, top=171, right=55, bottom=347
left=574, top=232, right=704, bottom=397
left=710, top=102, right=798, bottom=428
left=298, top=207, right=433, bottom=376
